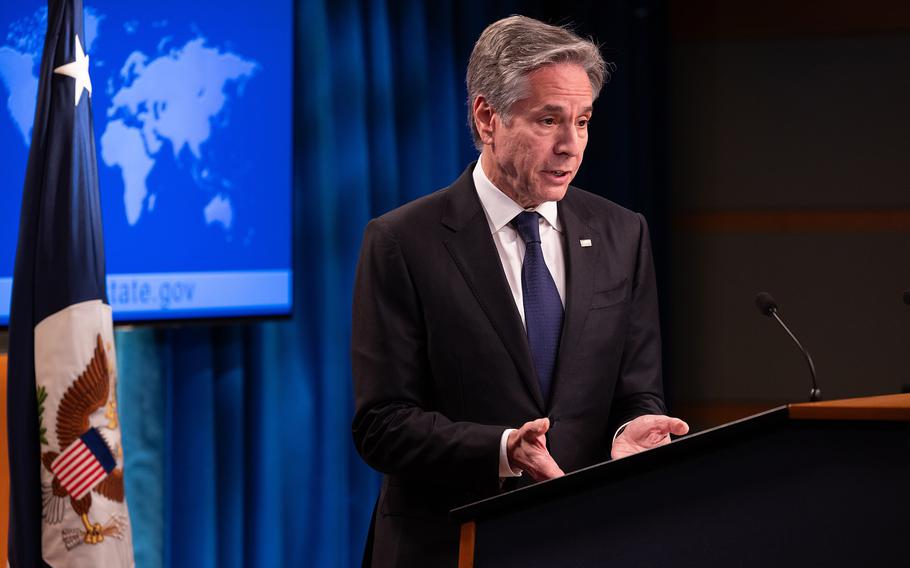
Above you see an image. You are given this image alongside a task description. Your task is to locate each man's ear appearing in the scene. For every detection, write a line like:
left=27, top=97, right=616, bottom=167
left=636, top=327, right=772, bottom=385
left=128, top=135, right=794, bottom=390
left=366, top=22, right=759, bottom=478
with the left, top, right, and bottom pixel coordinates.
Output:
left=472, top=96, right=496, bottom=145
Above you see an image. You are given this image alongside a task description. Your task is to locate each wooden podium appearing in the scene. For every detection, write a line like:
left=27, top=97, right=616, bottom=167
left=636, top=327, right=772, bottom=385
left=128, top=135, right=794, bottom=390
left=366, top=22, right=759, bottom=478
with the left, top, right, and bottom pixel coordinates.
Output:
left=453, top=394, right=910, bottom=567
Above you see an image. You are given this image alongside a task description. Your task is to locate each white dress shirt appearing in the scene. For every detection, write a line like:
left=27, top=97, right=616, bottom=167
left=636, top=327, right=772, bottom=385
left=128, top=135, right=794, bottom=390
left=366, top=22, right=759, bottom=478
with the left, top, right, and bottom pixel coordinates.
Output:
left=472, top=160, right=566, bottom=322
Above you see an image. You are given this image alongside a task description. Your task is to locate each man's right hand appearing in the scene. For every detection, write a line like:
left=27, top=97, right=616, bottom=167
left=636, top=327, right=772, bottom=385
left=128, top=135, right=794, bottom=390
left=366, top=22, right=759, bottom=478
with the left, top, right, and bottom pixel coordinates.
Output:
left=506, top=418, right=565, bottom=481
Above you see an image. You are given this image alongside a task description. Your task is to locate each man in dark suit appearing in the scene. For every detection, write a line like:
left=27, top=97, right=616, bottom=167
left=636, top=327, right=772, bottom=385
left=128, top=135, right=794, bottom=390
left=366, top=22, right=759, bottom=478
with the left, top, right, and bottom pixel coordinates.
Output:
left=351, top=15, right=687, bottom=566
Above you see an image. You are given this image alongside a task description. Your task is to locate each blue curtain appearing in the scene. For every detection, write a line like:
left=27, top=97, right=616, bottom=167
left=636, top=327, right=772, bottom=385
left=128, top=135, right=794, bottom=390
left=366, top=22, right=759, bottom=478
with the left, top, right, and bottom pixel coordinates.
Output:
left=116, top=1, right=478, bottom=566
left=115, top=1, right=668, bottom=566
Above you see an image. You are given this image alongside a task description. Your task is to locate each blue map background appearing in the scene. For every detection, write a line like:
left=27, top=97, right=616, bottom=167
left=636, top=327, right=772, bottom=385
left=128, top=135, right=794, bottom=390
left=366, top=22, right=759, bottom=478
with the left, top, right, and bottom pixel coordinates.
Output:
left=0, top=1, right=292, bottom=290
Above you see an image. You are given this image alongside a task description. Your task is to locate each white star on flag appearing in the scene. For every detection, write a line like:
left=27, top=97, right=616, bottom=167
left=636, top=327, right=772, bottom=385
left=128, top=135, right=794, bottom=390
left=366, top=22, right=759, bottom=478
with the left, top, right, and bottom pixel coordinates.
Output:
left=53, top=34, right=92, bottom=106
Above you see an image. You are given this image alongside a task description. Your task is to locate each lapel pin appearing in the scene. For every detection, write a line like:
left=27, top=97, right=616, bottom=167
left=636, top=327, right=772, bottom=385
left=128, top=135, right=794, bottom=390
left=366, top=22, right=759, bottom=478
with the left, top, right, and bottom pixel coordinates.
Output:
left=579, top=239, right=592, bottom=247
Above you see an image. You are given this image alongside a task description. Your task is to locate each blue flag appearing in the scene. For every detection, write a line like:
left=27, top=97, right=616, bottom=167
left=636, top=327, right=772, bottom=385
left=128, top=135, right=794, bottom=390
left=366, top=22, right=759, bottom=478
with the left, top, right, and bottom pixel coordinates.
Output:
left=7, top=0, right=134, bottom=565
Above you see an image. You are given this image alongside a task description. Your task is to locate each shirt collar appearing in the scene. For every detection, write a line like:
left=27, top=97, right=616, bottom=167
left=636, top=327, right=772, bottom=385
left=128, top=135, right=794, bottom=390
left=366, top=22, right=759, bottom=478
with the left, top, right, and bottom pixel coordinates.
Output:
left=472, top=159, right=562, bottom=234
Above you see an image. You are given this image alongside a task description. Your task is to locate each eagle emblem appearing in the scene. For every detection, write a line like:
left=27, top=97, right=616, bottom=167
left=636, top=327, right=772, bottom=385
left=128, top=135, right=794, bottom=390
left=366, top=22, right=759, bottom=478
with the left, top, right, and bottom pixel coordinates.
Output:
left=40, top=334, right=127, bottom=547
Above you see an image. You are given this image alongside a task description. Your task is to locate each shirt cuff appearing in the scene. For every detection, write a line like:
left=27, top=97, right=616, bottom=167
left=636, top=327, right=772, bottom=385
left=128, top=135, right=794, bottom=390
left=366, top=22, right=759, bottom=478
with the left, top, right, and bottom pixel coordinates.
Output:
left=499, top=428, right=522, bottom=478
left=613, top=420, right=633, bottom=443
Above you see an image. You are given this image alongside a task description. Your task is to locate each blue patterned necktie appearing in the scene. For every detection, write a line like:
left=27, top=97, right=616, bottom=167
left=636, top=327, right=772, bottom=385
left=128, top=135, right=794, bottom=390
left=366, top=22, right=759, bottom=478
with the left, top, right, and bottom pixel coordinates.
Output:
left=513, top=211, right=563, bottom=403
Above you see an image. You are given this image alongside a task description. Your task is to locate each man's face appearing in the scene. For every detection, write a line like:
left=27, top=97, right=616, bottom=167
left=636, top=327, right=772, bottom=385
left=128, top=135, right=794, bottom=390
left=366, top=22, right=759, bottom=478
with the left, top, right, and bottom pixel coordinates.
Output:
left=480, top=63, right=593, bottom=208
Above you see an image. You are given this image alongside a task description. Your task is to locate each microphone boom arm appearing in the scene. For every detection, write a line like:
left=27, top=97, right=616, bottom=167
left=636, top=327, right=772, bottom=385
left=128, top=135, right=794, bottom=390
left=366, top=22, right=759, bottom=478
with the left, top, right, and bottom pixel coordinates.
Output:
left=769, top=309, right=821, bottom=402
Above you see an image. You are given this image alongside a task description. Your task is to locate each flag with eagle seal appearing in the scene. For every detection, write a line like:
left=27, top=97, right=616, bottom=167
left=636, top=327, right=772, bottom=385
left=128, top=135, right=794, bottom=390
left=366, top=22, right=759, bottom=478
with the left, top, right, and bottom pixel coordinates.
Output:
left=7, top=0, right=134, bottom=566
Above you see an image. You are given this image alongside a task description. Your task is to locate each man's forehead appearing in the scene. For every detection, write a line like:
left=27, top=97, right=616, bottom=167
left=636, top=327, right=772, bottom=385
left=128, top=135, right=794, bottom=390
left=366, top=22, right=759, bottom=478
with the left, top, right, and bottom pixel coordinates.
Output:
left=520, top=65, right=594, bottom=103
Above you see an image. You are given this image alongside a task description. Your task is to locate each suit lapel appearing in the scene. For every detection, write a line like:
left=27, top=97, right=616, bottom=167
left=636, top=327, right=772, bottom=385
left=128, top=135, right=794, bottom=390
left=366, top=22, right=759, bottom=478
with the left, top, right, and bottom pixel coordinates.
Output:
left=551, top=190, right=599, bottom=405
left=441, top=167, right=546, bottom=413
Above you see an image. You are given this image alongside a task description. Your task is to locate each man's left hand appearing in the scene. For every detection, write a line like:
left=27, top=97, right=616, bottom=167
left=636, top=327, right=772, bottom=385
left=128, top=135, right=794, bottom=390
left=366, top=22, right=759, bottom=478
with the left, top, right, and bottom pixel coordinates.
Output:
left=610, top=414, right=689, bottom=460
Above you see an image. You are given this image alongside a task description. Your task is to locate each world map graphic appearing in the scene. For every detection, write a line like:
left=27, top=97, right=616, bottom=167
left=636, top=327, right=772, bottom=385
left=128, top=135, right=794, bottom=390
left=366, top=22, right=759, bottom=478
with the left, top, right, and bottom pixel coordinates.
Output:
left=0, top=6, right=257, bottom=231
left=0, top=1, right=293, bottom=322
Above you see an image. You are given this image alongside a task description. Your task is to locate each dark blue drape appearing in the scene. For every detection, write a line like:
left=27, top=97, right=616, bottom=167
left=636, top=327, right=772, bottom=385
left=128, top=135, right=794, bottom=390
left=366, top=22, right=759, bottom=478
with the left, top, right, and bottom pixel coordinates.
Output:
left=117, top=2, right=470, bottom=566
left=115, top=1, right=668, bottom=566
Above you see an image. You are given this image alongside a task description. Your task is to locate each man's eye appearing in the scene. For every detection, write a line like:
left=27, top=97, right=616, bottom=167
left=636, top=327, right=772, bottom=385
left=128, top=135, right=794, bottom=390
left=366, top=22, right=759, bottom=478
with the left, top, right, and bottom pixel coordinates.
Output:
left=577, top=118, right=590, bottom=128
left=541, top=117, right=556, bottom=126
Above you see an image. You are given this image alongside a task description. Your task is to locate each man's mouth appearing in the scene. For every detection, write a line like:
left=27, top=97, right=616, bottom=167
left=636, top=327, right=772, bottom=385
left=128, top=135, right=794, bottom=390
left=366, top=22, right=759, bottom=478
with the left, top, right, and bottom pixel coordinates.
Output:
left=546, top=169, right=570, bottom=179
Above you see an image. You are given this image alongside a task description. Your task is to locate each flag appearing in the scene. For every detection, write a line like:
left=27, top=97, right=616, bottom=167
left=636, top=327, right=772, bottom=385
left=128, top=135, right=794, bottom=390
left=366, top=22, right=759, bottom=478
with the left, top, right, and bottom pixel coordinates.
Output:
left=7, top=0, right=134, bottom=565
left=50, top=428, right=117, bottom=502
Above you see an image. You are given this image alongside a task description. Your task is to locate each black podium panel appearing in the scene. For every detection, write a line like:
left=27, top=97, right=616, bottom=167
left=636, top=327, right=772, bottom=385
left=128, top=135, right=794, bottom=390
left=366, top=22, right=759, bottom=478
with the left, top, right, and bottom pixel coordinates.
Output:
left=455, top=409, right=910, bottom=567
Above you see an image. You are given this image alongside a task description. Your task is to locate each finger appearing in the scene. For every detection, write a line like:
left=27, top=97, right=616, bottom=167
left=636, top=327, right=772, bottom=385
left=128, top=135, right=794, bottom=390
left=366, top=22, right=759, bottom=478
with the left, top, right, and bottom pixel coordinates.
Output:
left=668, top=418, right=689, bottom=436
left=539, top=461, right=565, bottom=479
left=648, top=416, right=689, bottom=437
left=528, top=454, right=564, bottom=481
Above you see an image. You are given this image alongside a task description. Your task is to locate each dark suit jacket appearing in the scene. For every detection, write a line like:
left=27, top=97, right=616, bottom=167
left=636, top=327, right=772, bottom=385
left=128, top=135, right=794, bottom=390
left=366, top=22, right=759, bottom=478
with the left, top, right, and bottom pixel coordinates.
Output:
left=351, top=164, right=666, bottom=566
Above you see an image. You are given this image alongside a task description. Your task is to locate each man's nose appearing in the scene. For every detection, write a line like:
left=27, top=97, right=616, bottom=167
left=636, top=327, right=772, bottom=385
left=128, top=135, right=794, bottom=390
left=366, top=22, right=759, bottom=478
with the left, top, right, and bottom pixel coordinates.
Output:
left=554, top=124, right=582, bottom=156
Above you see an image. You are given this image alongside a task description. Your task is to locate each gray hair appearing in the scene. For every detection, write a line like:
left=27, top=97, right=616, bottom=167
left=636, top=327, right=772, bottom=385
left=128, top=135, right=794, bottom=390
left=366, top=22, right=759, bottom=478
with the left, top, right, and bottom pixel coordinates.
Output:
left=466, top=15, right=610, bottom=151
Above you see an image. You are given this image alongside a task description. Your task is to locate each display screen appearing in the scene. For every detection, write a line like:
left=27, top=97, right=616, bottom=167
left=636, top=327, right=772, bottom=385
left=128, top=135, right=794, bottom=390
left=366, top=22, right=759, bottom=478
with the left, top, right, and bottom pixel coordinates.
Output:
left=0, top=0, right=293, bottom=323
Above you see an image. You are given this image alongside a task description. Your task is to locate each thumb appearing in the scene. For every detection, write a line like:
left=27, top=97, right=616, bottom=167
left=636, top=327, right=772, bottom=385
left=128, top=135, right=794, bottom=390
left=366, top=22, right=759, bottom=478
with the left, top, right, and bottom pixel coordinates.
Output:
left=522, top=417, right=550, bottom=439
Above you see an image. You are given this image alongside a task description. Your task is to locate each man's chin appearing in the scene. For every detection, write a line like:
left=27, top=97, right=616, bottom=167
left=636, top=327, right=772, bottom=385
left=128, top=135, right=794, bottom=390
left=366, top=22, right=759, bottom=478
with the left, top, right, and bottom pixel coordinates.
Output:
left=538, top=185, right=570, bottom=203
left=520, top=183, right=570, bottom=207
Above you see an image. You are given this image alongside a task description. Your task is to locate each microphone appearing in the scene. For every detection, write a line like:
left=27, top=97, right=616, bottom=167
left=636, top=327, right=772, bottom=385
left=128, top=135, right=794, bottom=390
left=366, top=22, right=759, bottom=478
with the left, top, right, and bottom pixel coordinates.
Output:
left=755, top=292, right=821, bottom=402
left=904, top=290, right=910, bottom=306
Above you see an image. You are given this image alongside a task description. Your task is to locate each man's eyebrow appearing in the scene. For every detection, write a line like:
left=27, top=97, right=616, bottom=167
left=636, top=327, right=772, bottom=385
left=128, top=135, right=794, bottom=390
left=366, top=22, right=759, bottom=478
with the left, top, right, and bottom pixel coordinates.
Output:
left=538, top=104, right=594, bottom=114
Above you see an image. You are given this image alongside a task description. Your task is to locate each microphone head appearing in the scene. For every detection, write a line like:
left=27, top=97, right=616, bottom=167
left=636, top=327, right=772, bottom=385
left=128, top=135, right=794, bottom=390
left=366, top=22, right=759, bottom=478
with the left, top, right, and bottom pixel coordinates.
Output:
left=904, top=290, right=910, bottom=306
left=755, top=292, right=778, bottom=316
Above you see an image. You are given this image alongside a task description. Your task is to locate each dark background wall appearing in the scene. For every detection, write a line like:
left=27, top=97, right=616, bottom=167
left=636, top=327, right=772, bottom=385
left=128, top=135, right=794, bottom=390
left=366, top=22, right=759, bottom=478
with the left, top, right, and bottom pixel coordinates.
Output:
left=667, top=0, right=910, bottom=427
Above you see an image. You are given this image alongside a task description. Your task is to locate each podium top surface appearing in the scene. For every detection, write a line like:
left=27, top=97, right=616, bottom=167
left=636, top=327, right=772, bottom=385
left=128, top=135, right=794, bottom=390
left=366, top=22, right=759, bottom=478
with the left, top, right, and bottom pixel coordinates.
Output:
left=789, top=392, right=910, bottom=420
left=452, top=393, right=910, bottom=522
